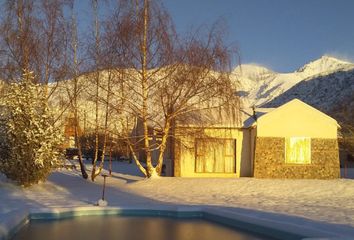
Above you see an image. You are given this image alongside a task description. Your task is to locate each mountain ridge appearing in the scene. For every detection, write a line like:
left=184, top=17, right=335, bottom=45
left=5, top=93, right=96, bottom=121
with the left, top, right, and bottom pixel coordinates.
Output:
left=234, top=55, right=354, bottom=109
left=296, top=55, right=353, bottom=74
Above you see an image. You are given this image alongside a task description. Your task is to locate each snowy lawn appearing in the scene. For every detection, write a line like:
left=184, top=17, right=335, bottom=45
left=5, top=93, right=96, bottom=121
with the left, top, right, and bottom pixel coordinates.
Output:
left=1, top=161, right=354, bottom=237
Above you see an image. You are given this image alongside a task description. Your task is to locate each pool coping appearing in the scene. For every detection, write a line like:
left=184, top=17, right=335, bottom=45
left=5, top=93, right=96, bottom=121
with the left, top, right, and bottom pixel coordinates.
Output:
left=1, top=206, right=353, bottom=240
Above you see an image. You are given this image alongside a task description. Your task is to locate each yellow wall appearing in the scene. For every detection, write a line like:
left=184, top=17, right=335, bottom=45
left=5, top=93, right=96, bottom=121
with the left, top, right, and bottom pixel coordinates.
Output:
left=176, top=128, right=252, bottom=177
left=256, top=99, right=338, bottom=138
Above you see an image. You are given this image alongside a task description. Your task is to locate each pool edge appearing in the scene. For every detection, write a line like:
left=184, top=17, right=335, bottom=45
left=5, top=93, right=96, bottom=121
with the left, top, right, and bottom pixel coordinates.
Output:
left=0, top=206, right=350, bottom=240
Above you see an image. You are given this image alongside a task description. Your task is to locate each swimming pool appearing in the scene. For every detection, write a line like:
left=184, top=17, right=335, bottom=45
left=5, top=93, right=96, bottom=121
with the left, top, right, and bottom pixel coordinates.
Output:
left=11, top=215, right=272, bottom=240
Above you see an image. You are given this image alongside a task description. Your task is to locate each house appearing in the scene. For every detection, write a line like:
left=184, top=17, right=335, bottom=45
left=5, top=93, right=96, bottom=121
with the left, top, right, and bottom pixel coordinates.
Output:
left=167, top=98, right=340, bottom=179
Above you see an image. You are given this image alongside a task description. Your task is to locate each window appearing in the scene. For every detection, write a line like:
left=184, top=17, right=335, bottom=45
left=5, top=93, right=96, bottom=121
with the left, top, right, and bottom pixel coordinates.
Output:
left=285, top=137, right=311, bottom=164
left=195, top=138, right=236, bottom=173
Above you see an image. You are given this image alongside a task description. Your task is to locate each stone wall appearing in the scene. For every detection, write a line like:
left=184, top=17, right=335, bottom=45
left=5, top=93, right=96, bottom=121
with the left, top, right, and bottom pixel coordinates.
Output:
left=254, top=137, right=340, bottom=179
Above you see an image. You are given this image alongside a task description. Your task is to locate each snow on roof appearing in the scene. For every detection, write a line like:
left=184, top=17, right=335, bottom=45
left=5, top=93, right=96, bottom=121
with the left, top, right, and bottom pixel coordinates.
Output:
left=176, top=106, right=277, bottom=129
left=176, top=106, right=241, bottom=128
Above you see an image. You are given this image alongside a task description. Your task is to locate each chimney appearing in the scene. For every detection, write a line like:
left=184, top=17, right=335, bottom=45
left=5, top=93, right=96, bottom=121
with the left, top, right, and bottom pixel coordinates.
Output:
left=252, top=106, right=257, bottom=121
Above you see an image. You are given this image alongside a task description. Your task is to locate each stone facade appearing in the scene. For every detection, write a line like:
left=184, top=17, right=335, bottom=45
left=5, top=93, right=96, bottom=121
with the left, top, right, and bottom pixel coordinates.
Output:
left=254, top=137, right=340, bottom=179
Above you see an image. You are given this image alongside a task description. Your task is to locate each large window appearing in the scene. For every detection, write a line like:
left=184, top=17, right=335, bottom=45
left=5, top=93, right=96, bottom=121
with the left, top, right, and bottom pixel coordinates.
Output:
left=285, top=137, right=311, bottom=164
left=195, top=138, right=236, bottom=173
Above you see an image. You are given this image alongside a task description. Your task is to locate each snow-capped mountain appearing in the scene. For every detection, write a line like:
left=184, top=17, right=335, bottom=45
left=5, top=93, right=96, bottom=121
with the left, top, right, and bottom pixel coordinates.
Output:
left=265, top=68, right=354, bottom=115
left=234, top=55, right=354, bottom=112
left=296, top=55, right=353, bottom=76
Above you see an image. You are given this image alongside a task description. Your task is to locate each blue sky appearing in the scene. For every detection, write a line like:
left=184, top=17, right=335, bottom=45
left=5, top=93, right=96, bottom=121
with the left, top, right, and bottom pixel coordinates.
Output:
left=76, top=0, right=354, bottom=72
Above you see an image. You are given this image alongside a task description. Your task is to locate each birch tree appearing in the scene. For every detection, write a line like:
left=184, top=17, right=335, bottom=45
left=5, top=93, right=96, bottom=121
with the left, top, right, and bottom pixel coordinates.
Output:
left=89, top=0, right=113, bottom=181
left=0, top=0, right=70, bottom=89
left=68, top=7, right=88, bottom=179
left=108, top=0, right=239, bottom=177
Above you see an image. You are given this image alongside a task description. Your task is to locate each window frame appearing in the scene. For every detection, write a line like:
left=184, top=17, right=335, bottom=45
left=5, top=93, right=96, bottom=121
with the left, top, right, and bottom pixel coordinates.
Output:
left=285, top=137, right=312, bottom=165
left=194, top=138, right=237, bottom=173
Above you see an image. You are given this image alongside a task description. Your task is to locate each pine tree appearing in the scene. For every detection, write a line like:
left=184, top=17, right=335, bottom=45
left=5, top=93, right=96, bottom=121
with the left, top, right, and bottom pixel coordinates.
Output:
left=0, top=71, right=63, bottom=186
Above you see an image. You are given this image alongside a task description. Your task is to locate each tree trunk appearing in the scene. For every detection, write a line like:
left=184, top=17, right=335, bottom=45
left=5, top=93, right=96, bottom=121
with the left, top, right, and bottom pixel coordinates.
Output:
left=128, top=140, right=148, bottom=176
left=92, top=69, right=112, bottom=180
left=155, top=120, right=170, bottom=175
left=91, top=70, right=100, bottom=181
left=108, top=135, right=112, bottom=176
left=141, top=0, right=153, bottom=177
left=72, top=13, right=88, bottom=179
left=74, top=118, right=88, bottom=179
left=91, top=0, right=101, bottom=181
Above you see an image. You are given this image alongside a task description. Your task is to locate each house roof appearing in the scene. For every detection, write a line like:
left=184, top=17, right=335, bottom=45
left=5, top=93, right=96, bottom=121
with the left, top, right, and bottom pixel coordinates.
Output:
left=176, top=105, right=241, bottom=128
left=171, top=98, right=340, bottom=130
left=252, top=98, right=340, bottom=128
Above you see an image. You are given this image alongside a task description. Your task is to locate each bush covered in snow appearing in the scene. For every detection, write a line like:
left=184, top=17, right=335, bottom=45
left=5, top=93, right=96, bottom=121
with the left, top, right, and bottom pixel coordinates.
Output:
left=0, top=72, right=63, bottom=186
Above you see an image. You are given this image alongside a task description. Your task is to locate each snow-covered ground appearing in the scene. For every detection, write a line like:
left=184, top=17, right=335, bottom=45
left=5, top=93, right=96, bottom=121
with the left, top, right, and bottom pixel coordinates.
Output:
left=1, top=162, right=354, bottom=239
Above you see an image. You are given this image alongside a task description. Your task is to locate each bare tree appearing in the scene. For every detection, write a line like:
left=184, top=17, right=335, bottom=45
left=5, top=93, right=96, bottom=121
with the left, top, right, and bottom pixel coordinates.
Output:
left=0, top=0, right=37, bottom=80
left=331, top=94, right=354, bottom=159
left=0, top=0, right=70, bottom=88
left=337, top=113, right=354, bottom=158
left=341, top=125, right=354, bottom=155
left=107, top=0, right=239, bottom=177
left=69, top=7, right=88, bottom=179
left=89, top=0, right=112, bottom=181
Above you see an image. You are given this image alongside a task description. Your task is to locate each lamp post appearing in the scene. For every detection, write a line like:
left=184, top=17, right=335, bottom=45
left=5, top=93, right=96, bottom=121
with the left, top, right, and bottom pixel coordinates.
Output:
left=97, top=174, right=108, bottom=206
left=101, top=174, right=107, bottom=200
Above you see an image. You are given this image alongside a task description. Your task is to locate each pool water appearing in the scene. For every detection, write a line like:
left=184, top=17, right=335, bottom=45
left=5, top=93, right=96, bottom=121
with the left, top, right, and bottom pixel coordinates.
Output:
left=12, top=215, right=273, bottom=240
